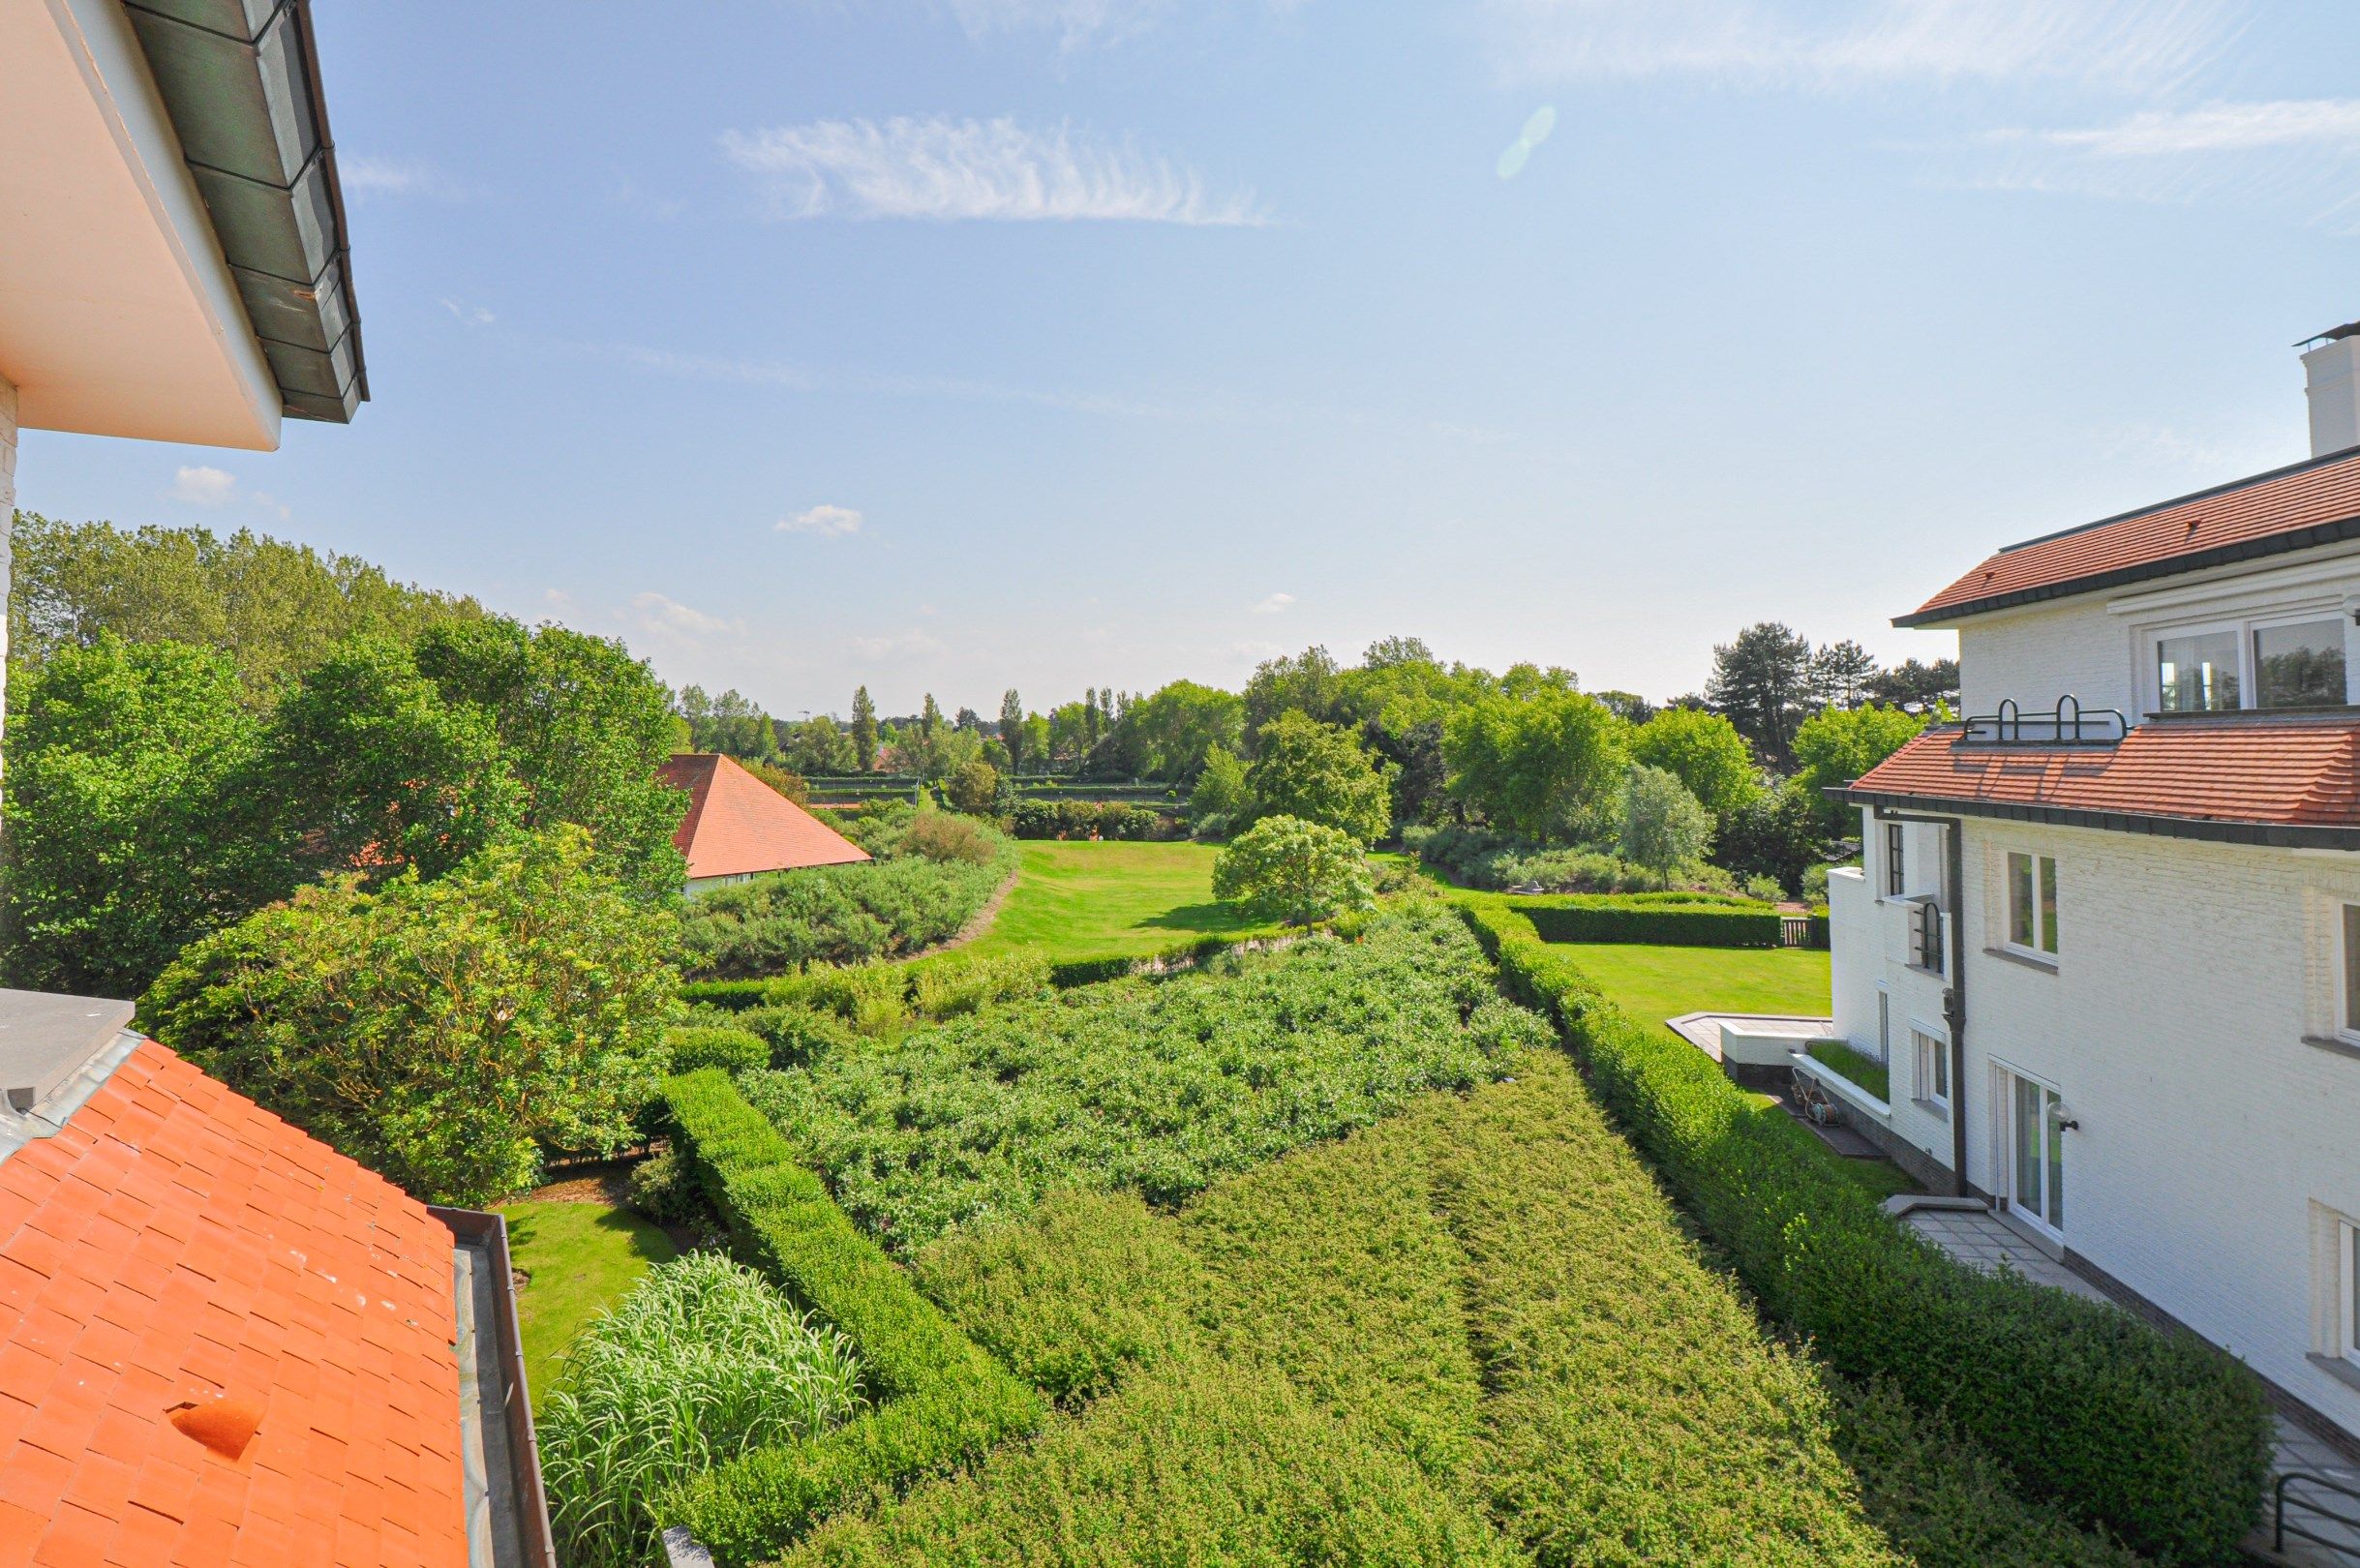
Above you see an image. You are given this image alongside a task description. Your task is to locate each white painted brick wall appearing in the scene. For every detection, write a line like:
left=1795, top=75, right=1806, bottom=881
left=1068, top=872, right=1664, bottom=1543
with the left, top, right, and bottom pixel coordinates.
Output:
left=1829, top=818, right=1959, bottom=1173
left=1953, top=819, right=2360, bottom=1436
left=1959, top=602, right=2136, bottom=717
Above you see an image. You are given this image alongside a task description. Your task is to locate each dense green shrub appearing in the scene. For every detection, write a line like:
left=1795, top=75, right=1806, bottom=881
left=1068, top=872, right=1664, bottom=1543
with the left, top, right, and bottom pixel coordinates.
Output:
left=667, top=1024, right=770, bottom=1075
left=1405, top=822, right=1771, bottom=897
left=1460, top=897, right=2275, bottom=1564
left=625, top=1146, right=705, bottom=1225
left=914, top=1188, right=1195, bottom=1405
left=1209, top=814, right=1376, bottom=925
left=654, top=1070, right=1044, bottom=1565
left=1518, top=898, right=1785, bottom=947
left=738, top=906, right=1536, bottom=1249
left=1005, top=799, right=1181, bottom=840
left=538, top=1251, right=865, bottom=1568
left=676, top=829, right=1018, bottom=980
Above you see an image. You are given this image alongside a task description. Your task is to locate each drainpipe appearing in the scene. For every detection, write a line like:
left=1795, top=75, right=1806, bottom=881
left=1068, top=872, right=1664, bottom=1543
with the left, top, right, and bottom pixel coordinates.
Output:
left=1941, top=817, right=1968, bottom=1197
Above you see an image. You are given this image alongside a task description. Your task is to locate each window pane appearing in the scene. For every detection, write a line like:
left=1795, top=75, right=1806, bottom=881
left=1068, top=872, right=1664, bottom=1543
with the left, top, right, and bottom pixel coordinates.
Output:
left=2158, top=629, right=2241, bottom=711
left=2039, top=857, right=2059, bottom=955
left=2255, top=618, right=2346, bottom=709
left=1887, top=825, right=1904, bottom=896
left=2013, top=1075, right=2043, bottom=1216
left=1877, top=992, right=1891, bottom=1057
left=2044, top=1088, right=2066, bottom=1229
left=2345, top=907, right=2360, bottom=1035
left=2009, top=853, right=2035, bottom=947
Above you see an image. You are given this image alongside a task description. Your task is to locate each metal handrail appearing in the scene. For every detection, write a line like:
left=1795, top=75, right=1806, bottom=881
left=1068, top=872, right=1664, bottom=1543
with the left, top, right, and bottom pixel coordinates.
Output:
left=2278, top=1467, right=2360, bottom=1560
left=1959, top=694, right=2129, bottom=747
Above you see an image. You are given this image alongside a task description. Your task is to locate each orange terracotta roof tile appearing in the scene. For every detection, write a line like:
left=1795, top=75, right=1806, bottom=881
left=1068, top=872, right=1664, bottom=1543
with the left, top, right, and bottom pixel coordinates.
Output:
left=1846, top=718, right=2360, bottom=842
left=0, top=1042, right=467, bottom=1568
left=1900, top=445, right=2360, bottom=626
left=657, top=752, right=871, bottom=880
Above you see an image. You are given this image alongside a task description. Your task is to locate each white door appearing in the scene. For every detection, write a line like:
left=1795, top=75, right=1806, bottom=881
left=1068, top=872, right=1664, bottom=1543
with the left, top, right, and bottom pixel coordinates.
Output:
left=2003, top=1069, right=2066, bottom=1239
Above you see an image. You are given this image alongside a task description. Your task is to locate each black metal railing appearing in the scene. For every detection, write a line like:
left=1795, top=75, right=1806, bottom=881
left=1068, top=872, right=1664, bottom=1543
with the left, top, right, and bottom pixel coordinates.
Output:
left=2277, top=1468, right=2360, bottom=1562
left=1958, top=695, right=2129, bottom=747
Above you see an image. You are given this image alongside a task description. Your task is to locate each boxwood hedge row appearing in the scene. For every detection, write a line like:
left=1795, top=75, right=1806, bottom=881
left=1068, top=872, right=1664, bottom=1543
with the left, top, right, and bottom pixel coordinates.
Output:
left=1458, top=897, right=2274, bottom=1565
left=652, top=1070, right=1044, bottom=1566
left=1515, top=897, right=1786, bottom=948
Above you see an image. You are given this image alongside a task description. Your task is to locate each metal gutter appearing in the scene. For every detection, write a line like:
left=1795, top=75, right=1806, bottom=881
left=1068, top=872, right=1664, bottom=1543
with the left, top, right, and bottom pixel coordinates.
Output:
left=119, top=0, right=367, bottom=423
left=1846, top=788, right=2360, bottom=853
left=432, top=1207, right=558, bottom=1568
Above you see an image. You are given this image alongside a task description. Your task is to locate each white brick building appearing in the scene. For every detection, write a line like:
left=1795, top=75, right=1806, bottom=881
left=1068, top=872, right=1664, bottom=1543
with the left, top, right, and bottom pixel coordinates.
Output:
left=1823, top=326, right=2360, bottom=1444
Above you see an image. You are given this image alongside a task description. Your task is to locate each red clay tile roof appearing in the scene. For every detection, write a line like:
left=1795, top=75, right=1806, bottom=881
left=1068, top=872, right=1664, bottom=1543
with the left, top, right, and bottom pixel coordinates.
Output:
left=658, top=753, right=870, bottom=881
left=1846, top=719, right=2360, bottom=841
left=1898, top=445, right=2360, bottom=627
left=0, top=1041, right=467, bottom=1568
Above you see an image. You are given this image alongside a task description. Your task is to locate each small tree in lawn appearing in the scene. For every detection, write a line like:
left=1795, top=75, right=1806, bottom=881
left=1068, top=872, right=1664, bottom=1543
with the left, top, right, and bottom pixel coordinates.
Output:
left=1619, top=765, right=1712, bottom=889
left=1213, top=815, right=1377, bottom=926
left=1242, top=710, right=1394, bottom=845
left=1187, top=745, right=1250, bottom=839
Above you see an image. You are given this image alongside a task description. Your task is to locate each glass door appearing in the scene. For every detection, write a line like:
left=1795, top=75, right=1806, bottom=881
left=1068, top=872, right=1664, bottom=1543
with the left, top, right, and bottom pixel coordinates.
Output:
left=2007, top=1071, right=2066, bottom=1238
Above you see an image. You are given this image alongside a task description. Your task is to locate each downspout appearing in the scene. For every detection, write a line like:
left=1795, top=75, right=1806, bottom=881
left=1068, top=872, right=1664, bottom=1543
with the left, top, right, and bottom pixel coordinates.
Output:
left=1942, top=818, right=1968, bottom=1197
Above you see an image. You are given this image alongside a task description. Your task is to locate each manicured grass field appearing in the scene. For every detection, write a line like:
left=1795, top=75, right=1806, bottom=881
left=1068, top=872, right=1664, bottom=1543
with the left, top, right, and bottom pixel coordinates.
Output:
left=959, top=840, right=1273, bottom=962
left=1558, top=941, right=1915, bottom=1203
left=1568, top=941, right=1833, bottom=1034
left=499, top=1194, right=678, bottom=1407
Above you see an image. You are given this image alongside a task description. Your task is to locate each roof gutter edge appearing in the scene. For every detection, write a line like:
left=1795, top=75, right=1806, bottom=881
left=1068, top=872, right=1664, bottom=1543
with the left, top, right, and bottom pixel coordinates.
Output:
left=1841, top=788, right=2360, bottom=851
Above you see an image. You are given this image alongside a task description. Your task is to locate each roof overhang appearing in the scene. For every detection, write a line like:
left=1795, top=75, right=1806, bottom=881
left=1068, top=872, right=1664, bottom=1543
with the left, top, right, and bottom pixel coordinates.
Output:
left=0, top=0, right=366, bottom=447
left=1846, top=786, right=2360, bottom=852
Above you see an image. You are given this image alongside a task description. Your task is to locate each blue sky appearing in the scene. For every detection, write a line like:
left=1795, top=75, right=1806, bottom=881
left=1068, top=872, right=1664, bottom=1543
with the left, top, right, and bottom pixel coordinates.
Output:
left=19, top=0, right=2360, bottom=715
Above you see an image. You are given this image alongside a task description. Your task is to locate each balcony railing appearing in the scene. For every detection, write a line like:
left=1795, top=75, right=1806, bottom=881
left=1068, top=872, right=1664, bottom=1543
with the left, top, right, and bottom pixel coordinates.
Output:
left=1958, top=695, right=2128, bottom=748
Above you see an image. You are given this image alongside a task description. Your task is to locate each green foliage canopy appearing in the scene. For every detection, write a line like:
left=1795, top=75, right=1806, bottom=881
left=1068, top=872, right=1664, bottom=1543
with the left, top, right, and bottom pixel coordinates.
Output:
left=139, top=827, right=677, bottom=1205
left=1792, top=704, right=1929, bottom=829
left=1628, top=707, right=1760, bottom=819
left=1211, top=815, right=1377, bottom=926
left=1242, top=711, right=1393, bottom=845
left=1441, top=687, right=1628, bottom=840
left=1617, top=765, right=1714, bottom=888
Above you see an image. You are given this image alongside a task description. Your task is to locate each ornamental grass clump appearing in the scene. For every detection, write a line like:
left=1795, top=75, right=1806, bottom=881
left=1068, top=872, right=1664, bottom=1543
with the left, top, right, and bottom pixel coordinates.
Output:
left=538, top=1251, right=865, bottom=1568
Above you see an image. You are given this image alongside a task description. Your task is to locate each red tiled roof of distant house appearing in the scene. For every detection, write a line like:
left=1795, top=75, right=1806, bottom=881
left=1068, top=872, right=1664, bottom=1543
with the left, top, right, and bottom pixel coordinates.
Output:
left=1897, top=444, right=2360, bottom=626
left=0, top=1041, right=468, bottom=1568
left=657, top=753, right=871, bottom=880
left=1845, top=719, right=2360, bottom=834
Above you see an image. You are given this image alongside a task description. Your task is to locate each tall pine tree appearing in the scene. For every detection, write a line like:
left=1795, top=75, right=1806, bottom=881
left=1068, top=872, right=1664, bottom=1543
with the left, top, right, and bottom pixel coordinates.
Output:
left=850, top=686, right=879, bottom=772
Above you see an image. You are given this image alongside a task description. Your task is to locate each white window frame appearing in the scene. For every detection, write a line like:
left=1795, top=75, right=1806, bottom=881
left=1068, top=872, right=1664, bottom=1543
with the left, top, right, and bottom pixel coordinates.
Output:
left=1912, top=1025, right=1950, bottom=1113
left=2341, top=904, right=2360, bottom=1048
left=2144, top=607, right=2354, bottom=713
left=2004, top=850, right=2059, bottom=961
left=1884, top=823, right=1906, bottom=899
left=2344, top=1219, right=2360, bottom=1368
left=1876, top=986, right=1891, bottom=1065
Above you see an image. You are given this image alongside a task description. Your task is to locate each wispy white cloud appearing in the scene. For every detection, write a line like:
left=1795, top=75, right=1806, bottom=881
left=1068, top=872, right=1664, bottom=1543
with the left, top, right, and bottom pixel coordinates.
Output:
left=1953, top=99, right=2360, bottom=225
left=934, top=0, right=1308, bottom=52
left=1250, top=591, right=1296, bottom=614
left=169, top=466, right=237, bottom=507
left=342, top=157, right=470, bottom=199
left=780, top=503, right=865, bottom=538
left=851, top=629, right=952, bottom=660
left=440, top=298, right=497, bottom=327
left=631, top=591, right=744, bottom=640
left=720, top=116, right=1268, bottom=226
left=1480, top=0, right=2233, bottom=91
left=590, top=344, right=816, bottom=389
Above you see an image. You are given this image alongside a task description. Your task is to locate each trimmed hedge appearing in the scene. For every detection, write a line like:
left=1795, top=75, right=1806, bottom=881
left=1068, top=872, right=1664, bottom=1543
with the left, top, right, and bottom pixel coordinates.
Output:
left=1516, top=898, right=1785, bottom=948
left=681, top=935, right=1252, bottom=1011
left=1458, top=897, right=2275, bottom=1565
left=653, top=1070, right=1043, bottom=1565
left=666, top=1024, right=770, bottom=1075
left=1004, top=799, right=1183, bottom=841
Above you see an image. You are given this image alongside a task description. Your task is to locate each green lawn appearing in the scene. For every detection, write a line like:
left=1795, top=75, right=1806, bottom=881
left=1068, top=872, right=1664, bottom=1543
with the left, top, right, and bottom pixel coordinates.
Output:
left=1561, top=942, right=1915, bottom=1203
left=959, top=840, right=1275, bottom=962
left=498, top=1195, right=678, bottom=1408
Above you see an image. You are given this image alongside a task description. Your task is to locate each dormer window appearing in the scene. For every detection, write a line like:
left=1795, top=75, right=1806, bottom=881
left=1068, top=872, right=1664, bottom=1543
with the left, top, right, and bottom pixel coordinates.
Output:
left=2149, top=613, right=2352, bottom=713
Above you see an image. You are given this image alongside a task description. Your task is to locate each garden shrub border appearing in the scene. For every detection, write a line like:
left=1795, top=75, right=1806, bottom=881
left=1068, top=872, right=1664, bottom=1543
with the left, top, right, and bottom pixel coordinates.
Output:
left=1457, top=896, right=2274, bottom=1565
left=681, top=931, right=1281, bottom=1009
left=1511, top=897, right=1784, bottom=948
left=652, top=1070, right=1044, bottom=1566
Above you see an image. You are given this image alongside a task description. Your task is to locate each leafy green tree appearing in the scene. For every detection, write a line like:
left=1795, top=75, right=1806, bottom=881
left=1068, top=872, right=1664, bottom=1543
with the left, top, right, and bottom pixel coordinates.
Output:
left=1020, top=712, right=1050, bottom=771
left=1706, top=621, right=1815, bottom=768
left=263, top=637, right=523, bottom=887
left=1864, top=657, right=1961, bottom=712
left=675, top=685, right=777, bottom=761
left=921, top=693, right=943, bottom=739
left=411, top=618, right=687, bottom=899
left=1361, top=634, right=1436, bottom=669
left=139, top=828, right=676, bottom=1206
left=1187, top=745, right=1250, bottom=836
left=1619, top=765, right=1713, bottom=888
left=1441, top=688, right=1629, bottom=840
left=1212, top=815, right=1377, bottom=926
left=1243, top=646, right=1343, bottom=747
left=1243, top=711, right=1394, bottom=845
left=998, top=689, right=1026, bottom=773
left=1792, top=704, right=1928, bottom=830
left=1629, top=707, right=1761, bottom=820
left=783, top=715, right=857, bottom=775
left=1120, top=680, right=1245, bottom=780
left=946, top=760, right=1001, bottom=815
left=1046, top=701, right=1092, bottom=767
left=1715, top=781, right=1831, bottom=896
left=9, top=514, right=481, bottom=700
left=1593, top=690, right=1658, bottom=724
left=0, top=637, right=273, bottom=995
left=850, top=686, right=880, bottom=771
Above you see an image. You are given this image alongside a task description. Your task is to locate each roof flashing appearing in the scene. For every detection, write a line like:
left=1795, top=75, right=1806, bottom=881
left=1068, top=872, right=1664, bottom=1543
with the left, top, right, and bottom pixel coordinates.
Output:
left=0, top=988, right=136, bottom=1118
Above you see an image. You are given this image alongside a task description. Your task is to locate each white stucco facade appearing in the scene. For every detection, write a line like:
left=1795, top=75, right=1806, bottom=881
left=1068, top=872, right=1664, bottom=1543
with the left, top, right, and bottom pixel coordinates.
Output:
left=1, top=371, right=15, bottom=760
left=1832, top=811, right=2360, bottom=1437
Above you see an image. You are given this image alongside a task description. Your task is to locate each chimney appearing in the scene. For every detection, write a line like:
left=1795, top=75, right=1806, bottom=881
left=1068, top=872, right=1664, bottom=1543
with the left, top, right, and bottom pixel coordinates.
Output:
left=2302, top=321, right=2360, bottom=457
